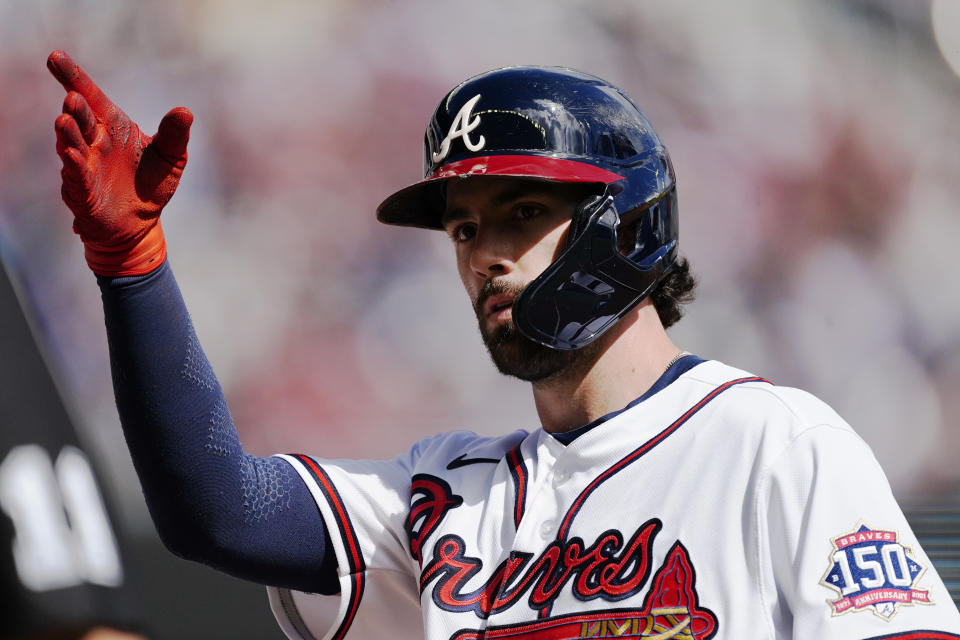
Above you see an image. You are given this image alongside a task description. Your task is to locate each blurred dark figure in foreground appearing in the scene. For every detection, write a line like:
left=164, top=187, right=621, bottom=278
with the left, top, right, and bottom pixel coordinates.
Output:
left=0, top=250, right=145, bottom=640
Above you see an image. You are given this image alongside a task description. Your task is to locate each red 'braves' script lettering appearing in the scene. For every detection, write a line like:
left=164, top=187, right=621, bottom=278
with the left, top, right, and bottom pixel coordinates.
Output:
left=449, top=541, right=718, bottom=639
left=419, top=518, right=662, bottom=617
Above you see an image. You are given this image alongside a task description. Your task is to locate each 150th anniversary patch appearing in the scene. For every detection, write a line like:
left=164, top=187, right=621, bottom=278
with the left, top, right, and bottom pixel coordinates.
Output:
left=820, top=521, right=931, bottom=620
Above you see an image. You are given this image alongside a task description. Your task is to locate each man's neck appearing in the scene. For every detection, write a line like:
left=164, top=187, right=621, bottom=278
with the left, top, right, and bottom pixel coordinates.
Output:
left=530, top=304, right=682, bottom=434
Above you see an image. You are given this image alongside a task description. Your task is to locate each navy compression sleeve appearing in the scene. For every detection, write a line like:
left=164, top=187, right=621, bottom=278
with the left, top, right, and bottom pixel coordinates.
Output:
left=98, top=260, right=339, bottom=594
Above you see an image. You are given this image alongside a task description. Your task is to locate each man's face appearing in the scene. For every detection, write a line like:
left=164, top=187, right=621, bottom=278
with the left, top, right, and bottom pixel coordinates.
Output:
left=441, top=176, right=601, bottom=382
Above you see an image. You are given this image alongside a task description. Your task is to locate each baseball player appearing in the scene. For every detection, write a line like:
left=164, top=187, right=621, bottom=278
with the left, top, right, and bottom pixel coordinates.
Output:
left=47, top=49, right=960, bottom=639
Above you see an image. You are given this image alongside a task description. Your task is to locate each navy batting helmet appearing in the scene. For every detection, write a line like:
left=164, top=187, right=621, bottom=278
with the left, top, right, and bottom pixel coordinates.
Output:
left=377, top=66, right=678, bottom=350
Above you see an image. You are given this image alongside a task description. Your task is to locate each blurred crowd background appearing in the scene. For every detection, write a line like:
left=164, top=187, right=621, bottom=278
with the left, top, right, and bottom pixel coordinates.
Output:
left=1, top=0, right=959, bottom=636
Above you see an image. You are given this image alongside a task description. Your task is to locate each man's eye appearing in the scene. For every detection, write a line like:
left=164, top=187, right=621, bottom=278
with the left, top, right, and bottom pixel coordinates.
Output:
left=516, top=204, right=544, bottom=220
left=450, top=223, right=477, bottom=243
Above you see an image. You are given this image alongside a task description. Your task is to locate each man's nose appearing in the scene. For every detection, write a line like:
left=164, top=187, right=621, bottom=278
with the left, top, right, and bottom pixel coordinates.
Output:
left=469, top=227, right=515, bottom=279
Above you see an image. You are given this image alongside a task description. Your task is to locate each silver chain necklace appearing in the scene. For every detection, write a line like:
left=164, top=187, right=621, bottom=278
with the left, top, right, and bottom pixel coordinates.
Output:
left=664, top=350, right=690, bottom=373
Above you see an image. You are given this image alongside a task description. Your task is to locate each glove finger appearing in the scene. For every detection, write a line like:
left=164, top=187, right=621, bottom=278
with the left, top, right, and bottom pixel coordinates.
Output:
left=63, top=91, right=98, bottom=145
left=60, top=146, right=95, bottom=209
left=47, top=50, right=117, bottom=122
left=152, top=107, right=193, bottom=167
left=55, top=113, right=89, bottom=156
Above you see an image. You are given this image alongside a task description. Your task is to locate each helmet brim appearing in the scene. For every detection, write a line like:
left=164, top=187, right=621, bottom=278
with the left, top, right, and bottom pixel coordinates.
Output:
left=376, top=155, right=624, bottom=229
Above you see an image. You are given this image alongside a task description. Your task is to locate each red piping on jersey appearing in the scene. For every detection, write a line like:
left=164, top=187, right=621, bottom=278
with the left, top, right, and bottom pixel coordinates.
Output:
left=506, top=443, right=527, bottom=528
left=292, top=454, right=365, bottom=640
left=557, top=376, right=769, bottom=541
left=294, top=454, right=365, bottom=572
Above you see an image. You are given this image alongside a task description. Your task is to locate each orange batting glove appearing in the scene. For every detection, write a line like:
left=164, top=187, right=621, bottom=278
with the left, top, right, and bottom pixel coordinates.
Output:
left=47, top=50, right=193, bottom=276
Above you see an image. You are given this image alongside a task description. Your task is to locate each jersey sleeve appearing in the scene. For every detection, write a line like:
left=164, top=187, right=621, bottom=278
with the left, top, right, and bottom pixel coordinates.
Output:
left=267, top=437, right=440, bottom=640
left=757, top=415, right=960, bottom=638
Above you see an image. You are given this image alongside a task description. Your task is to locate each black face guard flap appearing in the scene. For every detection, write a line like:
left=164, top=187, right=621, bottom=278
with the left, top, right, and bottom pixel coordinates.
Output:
left=512, top=192, right=671, bottom=351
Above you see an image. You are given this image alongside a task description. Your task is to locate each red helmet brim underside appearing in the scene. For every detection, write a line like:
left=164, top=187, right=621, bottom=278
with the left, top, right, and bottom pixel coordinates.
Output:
left=376, top=155, right=624, bottom=229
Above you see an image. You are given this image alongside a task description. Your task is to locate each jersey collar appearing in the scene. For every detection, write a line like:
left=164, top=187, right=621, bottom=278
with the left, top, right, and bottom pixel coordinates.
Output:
left=551, top=355, right=705, bottom=445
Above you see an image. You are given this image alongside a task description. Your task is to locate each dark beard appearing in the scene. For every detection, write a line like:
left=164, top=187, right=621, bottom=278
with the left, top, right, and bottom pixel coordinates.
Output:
left=475, top=281, right=600, bottom=383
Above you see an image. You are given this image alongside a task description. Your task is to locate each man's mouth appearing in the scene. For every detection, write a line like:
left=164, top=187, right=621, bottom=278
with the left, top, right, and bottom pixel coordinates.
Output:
left=483, top=293, right=515, bottom=322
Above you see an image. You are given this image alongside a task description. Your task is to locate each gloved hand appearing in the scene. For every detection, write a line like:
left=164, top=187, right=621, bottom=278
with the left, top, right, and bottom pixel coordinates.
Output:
left=47, top=50, right=193, bottom=276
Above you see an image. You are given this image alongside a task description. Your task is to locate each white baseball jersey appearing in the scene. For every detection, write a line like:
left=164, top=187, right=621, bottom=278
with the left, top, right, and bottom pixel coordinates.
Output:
left=267, top=359, right=960, bottom=639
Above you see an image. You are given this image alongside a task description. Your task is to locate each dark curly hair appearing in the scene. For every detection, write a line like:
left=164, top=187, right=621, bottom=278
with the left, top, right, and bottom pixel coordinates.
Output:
left=649, top=257, right=697, bottom=329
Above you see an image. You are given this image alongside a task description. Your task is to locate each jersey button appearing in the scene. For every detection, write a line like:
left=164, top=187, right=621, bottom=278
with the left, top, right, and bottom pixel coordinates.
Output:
left=554, top=469, right=570, bottom=483
left=540, top=520, right=555, bottom=538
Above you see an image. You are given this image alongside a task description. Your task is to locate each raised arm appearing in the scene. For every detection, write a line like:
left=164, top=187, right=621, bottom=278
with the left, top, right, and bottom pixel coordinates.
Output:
left=47, top=51, right=337, bottom=594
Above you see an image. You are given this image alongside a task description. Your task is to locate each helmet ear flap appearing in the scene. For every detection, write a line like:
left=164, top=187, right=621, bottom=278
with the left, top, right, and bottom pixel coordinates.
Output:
left=513, top=192, right=668, bottom=350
